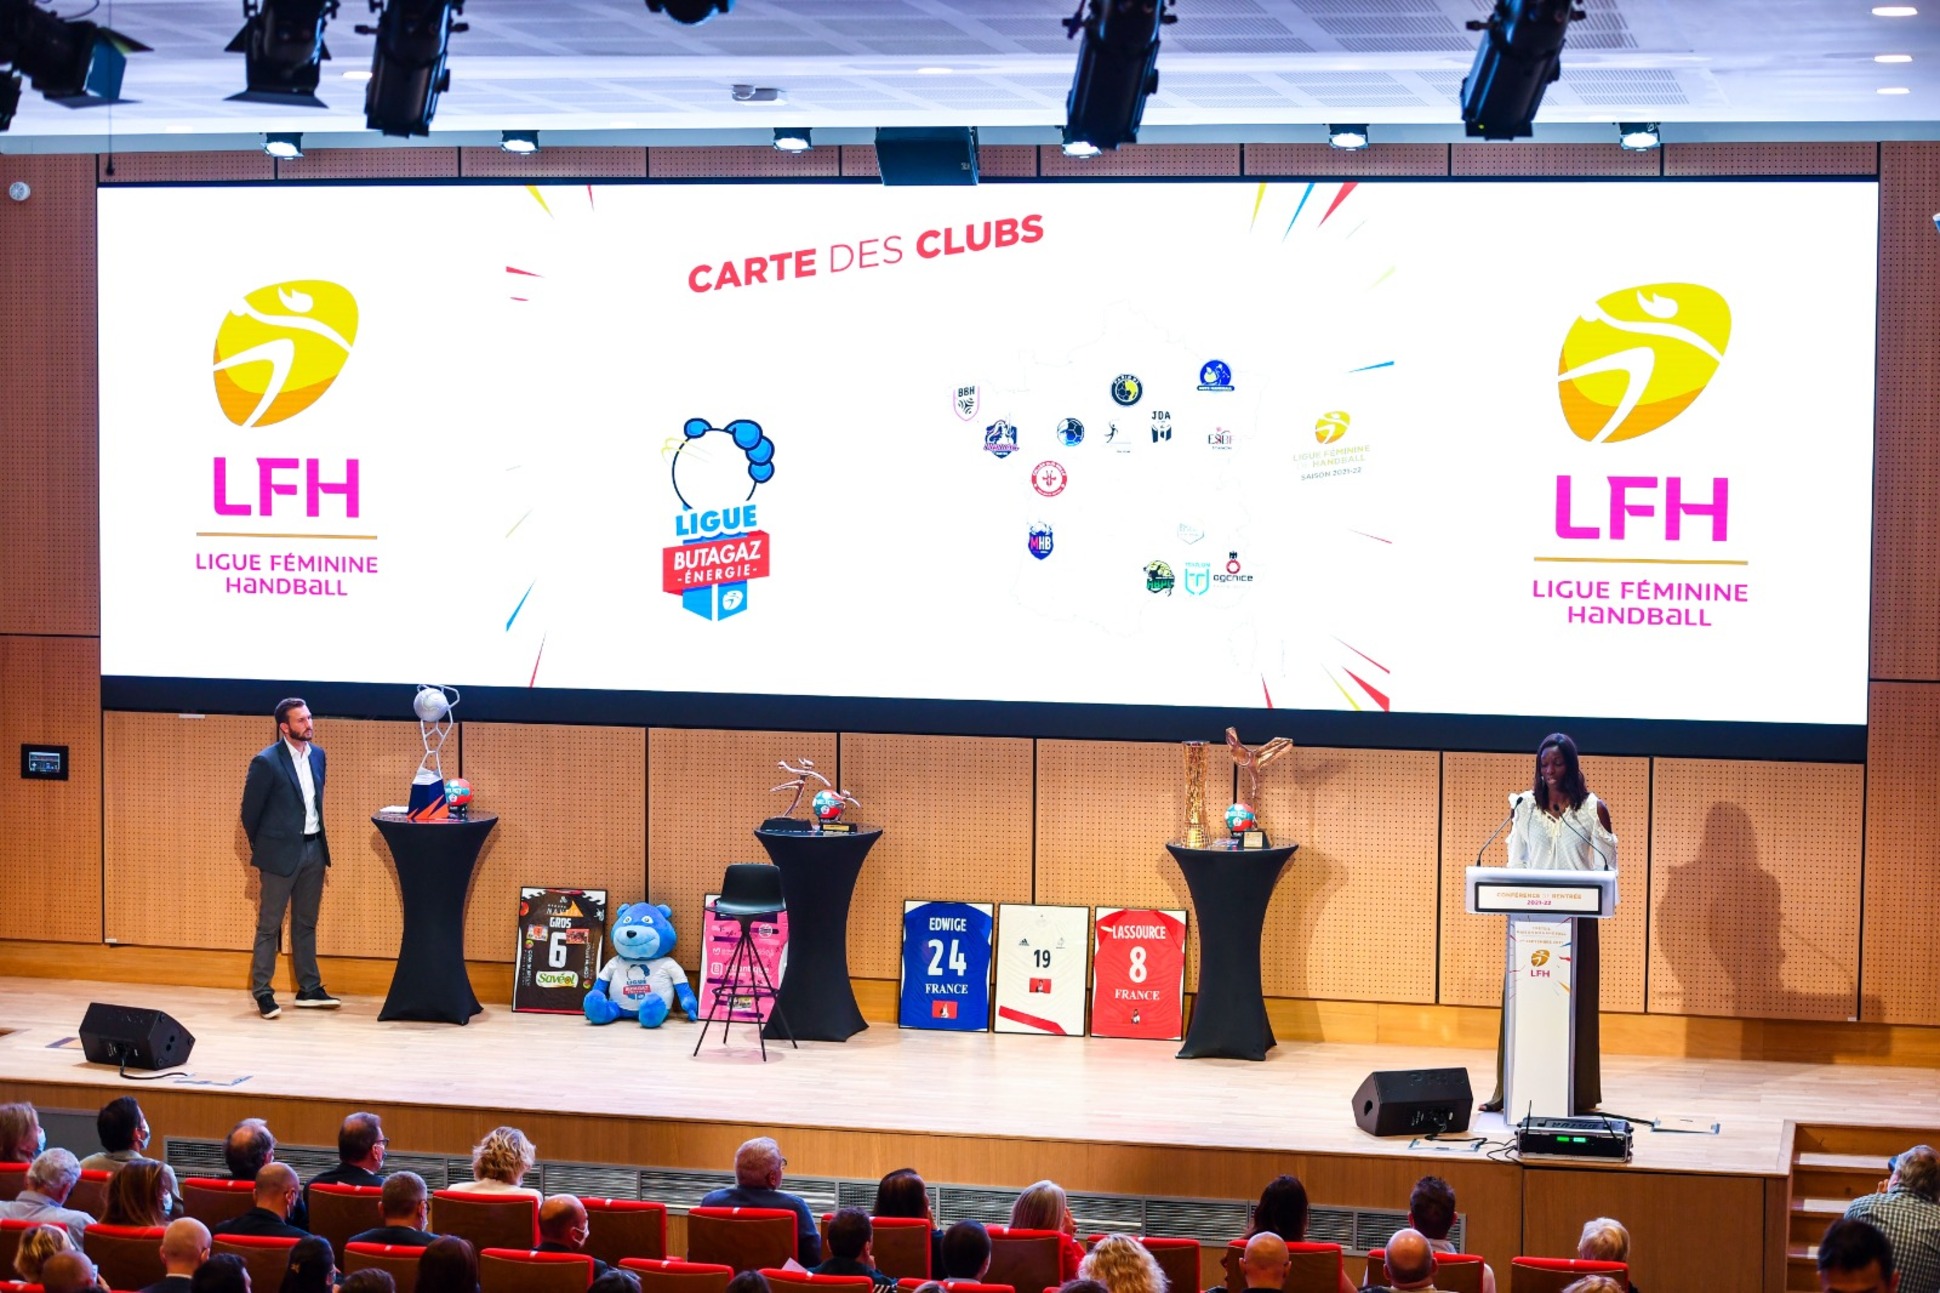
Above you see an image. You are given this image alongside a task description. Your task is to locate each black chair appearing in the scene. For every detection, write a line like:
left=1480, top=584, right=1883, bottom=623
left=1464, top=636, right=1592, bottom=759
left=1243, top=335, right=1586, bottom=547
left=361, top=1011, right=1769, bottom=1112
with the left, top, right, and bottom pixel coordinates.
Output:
left=694, top=862, right=796, bottom=1060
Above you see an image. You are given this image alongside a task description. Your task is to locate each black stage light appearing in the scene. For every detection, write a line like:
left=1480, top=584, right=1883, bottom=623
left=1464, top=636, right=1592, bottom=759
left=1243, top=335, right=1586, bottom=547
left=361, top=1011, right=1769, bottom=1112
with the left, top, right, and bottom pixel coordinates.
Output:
left=0, top=0, right=149, bottom=111
left=0, top=70, right=19, bottom=129
left=1060, top=0, right=1174, bottom=153
left=227, top=0, right=339, bottom=107
left=646, top=0, right=732, bottom=23
left=353, top=0, right=466, bottom=137
left=1459, top=0, right=1580, bottom=140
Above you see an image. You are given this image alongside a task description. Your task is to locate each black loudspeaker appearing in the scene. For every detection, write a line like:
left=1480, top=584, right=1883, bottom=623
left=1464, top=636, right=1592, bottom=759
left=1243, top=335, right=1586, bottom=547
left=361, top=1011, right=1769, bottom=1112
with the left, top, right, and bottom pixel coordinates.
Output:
left=874, top=127, right=979, bottom=186
left=1351, top=1066, right=1473, bottom=1137
left=79, top=1002, right=194, bottom=1071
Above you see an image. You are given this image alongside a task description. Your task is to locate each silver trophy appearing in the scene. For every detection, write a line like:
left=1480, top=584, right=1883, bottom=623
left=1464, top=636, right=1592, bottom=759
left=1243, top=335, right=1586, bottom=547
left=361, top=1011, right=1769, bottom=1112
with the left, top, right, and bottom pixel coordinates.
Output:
left=408, top=685, right=459, bottom=818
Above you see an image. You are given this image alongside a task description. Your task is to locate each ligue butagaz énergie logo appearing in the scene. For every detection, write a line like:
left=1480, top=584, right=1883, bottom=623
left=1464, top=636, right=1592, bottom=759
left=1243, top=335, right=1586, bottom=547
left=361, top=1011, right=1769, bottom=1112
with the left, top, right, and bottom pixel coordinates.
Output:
left=662, top=418, right=776, bottom=622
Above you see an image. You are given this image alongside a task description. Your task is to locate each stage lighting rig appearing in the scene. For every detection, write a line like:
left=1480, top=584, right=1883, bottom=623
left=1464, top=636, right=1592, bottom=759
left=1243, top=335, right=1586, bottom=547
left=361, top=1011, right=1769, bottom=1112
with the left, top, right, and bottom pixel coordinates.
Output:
left=1459, top=0, right=1581, bottom=140
left=646, top=0, right=732, bottom=23
left=1060, top=0, right=1174, bottom=153
left=227, top=0, right=339, bottom=107
left=0, top=0, right=148, bottom=119
left=353, top=0, right=465, bottom=137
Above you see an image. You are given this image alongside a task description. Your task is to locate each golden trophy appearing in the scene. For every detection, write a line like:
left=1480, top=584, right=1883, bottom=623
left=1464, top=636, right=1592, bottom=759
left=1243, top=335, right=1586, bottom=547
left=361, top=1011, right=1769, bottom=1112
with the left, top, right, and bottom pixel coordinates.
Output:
left=1182, top=740, right=1209, bottom=848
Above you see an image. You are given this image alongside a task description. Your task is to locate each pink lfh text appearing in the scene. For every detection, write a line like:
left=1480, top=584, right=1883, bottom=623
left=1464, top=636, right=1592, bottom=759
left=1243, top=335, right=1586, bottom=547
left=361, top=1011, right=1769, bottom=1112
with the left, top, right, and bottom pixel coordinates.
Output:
left=213, top=457, right=360, bottom=518
left=1554, top=475, right=1727, bottom=541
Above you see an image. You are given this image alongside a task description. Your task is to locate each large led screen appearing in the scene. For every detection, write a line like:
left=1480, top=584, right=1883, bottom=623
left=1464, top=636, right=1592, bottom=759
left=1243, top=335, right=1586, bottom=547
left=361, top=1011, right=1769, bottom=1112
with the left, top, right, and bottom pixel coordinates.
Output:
left=99, top=178, right=1877, bottom=746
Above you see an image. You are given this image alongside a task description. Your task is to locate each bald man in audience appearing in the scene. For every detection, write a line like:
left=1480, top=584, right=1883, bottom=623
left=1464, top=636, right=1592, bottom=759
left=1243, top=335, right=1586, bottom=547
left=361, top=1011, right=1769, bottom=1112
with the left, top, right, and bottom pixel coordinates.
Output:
left=536, top=1195, right=614, bottom=1279
left=40, top=1250, right=105, bottom=1293
left=210, top=1164, right=308, bottom=1239
left=141, top=1219, right=212, bottom=1293
left=1235, top=1233, right=1289, bottom=1290
left=1372, top=1231, right=1439, bottom=1293
left=349, top=1172, right=437, bottom=1247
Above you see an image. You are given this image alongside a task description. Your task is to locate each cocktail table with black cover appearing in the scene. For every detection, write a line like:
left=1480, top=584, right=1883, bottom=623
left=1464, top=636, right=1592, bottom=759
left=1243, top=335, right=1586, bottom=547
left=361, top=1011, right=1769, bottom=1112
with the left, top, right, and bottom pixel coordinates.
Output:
left=752, top=824, right=882, bottom=1042
left=372, top=811, right=498, bottom=1024
left=1166, top=839, right=1299, bottom=1060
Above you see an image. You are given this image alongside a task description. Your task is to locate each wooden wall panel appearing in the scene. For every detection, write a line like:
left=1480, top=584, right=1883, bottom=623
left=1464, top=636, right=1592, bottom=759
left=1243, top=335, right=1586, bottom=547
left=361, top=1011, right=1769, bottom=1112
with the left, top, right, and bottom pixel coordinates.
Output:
left=457, top=147, right=647, bottom=179
left=1664, top=141, right=1877, bottom=176
left=838, top=734, right=1033, bottom=980
left=1861, top=683, right=1940, bottom=1024
left=1038, top=143, right=1240, bottom=178
left=1873, top=142, right=1940, bottom=681
left=104, top=712, right=267, bottom=952
left=647, top=147, right=841, bottom=179
left=1241, top=143, right=1448, bottom=176
left=975, top=145, right=1037, bottom=178
left=1648, top=759, right=1864, bottom=1021
left=98, top=152, right=273, bottom=183
left=646, top=727, right=837, bottom=973
left=0, top=637, right=100, bottom=943
left=1439, top=753, right=1649, bottom=1012
left=1449, top=143, right=1659, bottom=176
left=458, top=722, right=646, bottom=963
left=275, top=148, right=459, bottom=180
left=1036, top=739, right=1206, bottom=984
left=0, top=154, right=96, bottom=636
left=1521, top=1168, right=1767, bottom=1293
left=1254, top=746, right=1439, bottom=1002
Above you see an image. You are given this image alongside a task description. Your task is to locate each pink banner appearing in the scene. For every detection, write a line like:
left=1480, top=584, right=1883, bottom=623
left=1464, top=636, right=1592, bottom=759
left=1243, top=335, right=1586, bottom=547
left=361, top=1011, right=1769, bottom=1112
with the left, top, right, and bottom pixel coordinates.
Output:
left=698, top=894, right=789, bottom=1023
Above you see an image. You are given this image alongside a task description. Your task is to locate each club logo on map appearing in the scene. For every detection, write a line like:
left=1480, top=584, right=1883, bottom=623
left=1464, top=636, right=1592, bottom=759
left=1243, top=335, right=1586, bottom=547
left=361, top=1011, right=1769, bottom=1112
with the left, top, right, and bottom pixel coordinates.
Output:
left=1055, top=417, right=1085, bottom=447
left=663, top=417, right=776, bottom=622
left=1184, top=562, right=1210, bottom=595
left=985, top=420, right=1019, bottom=458
left=954, top=383, right=980, bottom=421
left=212, top=280, right=360, bottom=428
left=1150, top=410, right=1172, bottom=443
left=1197, top=359, right=1234, bottom=393
left=1314, top=411, right=1351, bottom=444
left=1144, top=560, right=1175, bottom=595
left=1558, top=282, right=1732, bottom=443
left=1028, top=522, right=1054, bottom=559
left=1032, top=461, right=1068, bottom=497
left=1111, top=373, right=1142, bottom=406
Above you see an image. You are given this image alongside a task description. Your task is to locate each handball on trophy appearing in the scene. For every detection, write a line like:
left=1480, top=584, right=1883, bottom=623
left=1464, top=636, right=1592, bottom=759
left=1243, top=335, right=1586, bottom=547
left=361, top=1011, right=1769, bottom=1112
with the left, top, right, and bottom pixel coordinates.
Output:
left=413, top=686, right=454, bottom=724
left=1226, top=802, right=1258, bottom=835
left=813, top=790, right=845, bottom=821
left=412, top=684, right=460, bottom=781
left=445, top=778, right=473, bottom=818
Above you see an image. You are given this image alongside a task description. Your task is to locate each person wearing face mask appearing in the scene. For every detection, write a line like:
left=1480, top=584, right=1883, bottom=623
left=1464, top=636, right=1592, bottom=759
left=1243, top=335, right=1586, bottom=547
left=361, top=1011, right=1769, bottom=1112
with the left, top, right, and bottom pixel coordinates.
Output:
left=0, top=1148, right=98, bottom=1246
left=0, top=1103, right=45, bottom=1163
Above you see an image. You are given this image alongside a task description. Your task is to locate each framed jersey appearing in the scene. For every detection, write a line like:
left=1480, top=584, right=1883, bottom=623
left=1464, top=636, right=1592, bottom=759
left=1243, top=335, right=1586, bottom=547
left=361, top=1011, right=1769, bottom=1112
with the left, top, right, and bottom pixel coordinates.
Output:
left=1090, top=907, right=1188, bottom=1040
left=899, top=900, right=995, bottom=1031
left=513, top=888, right=608, bottom=1014
left=698, top=892, right=789, bottom=1022
left=992, top=903, right=1091, bottom=1036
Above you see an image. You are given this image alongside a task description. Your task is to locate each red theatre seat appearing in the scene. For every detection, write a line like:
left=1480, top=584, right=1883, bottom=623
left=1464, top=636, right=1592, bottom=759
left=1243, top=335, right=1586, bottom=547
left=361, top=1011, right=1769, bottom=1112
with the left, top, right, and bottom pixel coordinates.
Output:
left=212, top=1234, right=302, bottom=1293
left=83, top=1224, right=168, bottom=1291
left=344, top=1242, right=429, bottom=1293
left=0, top=1221, right=40, bottom=1280
left=180, top=1179, right=259, bottom=1230
left=0, top=1164, right=28, bottom=1203
left=1222, top=1239, right=1344, bottom=1293
left=431, top=1190, right=542, bottom=1253
left=894, top=1281, right=1015, bottom=1293
left=758, top=1270, right=873, bottom=1291
left=1508, top=1258, right=1629, bottom=1293
left=685, top=1207, right=798, bottom=1273
left=66, top=1172, right=113, bottom=1221
left=1133, top=1237, right=1201, bottom=1293
left=619, top=1257, right=735, bottom=1293
left=984, top=1227, right=1063, bottom=1293
left=817, top=1214, right=931, bottom=1283
left=309, top=1183, right=386, bottom=1260
left=1367, top=1248, right=1487, bottom=1293
left=480, top=1247, right=596, bottom=1293
left=581, top=1198, right=668, bottom=1267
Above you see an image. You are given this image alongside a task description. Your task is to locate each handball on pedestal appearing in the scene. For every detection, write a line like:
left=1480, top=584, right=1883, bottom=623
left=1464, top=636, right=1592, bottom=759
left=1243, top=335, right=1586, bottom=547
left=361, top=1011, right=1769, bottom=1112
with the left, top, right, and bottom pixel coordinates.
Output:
left=445, top=778, right=473, bottom=818
left=1225, top=802, right=1258, bottom=835
left=812, top=789, right=846, bottom=822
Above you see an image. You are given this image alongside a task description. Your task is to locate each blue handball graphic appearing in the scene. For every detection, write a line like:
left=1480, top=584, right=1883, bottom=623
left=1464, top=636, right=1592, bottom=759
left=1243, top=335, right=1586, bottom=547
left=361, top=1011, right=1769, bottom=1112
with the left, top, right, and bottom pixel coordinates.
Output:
left=1197, top=360, right=1234, bottom=392
left=1055, top=417, right=1084, bottom=447
left=673, top=417, right=775, bottom=508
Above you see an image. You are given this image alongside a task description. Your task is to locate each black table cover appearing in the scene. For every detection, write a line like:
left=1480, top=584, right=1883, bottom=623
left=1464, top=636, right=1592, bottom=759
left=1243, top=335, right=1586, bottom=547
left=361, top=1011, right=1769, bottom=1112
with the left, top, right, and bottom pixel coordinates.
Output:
left=753, top=825, right=882, bottom=1042
left=373, top=812, right=497, bottom=1024
left=1167, top=840, right=1298, bottom=1060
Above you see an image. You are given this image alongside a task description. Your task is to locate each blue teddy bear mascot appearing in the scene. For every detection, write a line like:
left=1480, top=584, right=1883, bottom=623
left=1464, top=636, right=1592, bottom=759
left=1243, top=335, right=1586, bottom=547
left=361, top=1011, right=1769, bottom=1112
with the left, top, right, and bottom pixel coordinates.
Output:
left=584, top=902, right=700, bottom=1027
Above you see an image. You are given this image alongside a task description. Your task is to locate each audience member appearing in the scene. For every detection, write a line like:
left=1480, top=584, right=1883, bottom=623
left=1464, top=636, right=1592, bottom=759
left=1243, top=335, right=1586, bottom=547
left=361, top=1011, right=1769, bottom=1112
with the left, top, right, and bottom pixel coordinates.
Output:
left=1408, top=1176, right=1494, bottom=1293
left=1059, top=1282, right=1110, bottom=1293
left=80, top=1098, right=153, bottom=1173
left=1010, top=1180, right=1085, bottom=1282
left=1818, top=1217, right=1900, bottom=1293
left=417, top=1236, right=480, bottom=1293
left=349, top=1172, right=438, bottom=1247
left=909, top=1284, right=945, bottom=1293
left=192, top=1253, right=254, bottom=1293
left=104, top=1158, right=175, bottom=1228
left=1844, top=1145, right=1940, bottom=1293
left=1243, top=1175, right=1351, bottom=1293
left=140, top=1218, right=212, bottom=1293
left=339, top=1273, right=396, bottom=1293
left=812, top=1207, right=894, bottom=1289
left=536, top=1194, right=613, bottom=1279
left=697, top=1137, right=820, bottom=1266
left=1575, top=1218, right=1628, bottom=1264
left=1559, top=1280, right=1624, bottom=1293
left=724, top=1274, right=771, bottom=1293
left=940, top=1220, right=991, bottom=1282
left=446, top=1127, right=540, bottom=1199
left=0, top=1103, right=41, bottom=1163
left=279, top=1237, right=335, bottom=1293
left=225, top=1119, right=308, bottom=1232
left=40, top=1250, right=105, bottom=1293
left=210, top=1163, right=308, bottom=1240
left=589, top=1272, right=642, bottom=1293
left=1077, top=1234, right=1163, bottom=1293
left=14, top=1223, right=72, bottom=1282
left=875, top=1168, right=944, bottom=1279
left=1370, top=1230, right=1436, bottom=1293
left=1231, top=1233, right=1287, bottom=1291
left=0, top=1148, right=96, bottom=1246
left=306, top=1113, right=389, bottom=1213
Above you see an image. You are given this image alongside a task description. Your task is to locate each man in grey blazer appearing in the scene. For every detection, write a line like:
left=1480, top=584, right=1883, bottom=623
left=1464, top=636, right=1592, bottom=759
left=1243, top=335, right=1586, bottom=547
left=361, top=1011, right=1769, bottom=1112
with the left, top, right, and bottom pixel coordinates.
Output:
left=239, top=698, right=340, bottom=1018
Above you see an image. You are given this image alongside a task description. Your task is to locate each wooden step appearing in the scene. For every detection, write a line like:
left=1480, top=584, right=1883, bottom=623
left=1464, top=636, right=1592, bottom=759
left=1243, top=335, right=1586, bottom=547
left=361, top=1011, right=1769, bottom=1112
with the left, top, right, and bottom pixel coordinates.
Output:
left=1792, top=1196, right=1847, bottom=1217
left=1795, top=1151, right=1890, bottom=1171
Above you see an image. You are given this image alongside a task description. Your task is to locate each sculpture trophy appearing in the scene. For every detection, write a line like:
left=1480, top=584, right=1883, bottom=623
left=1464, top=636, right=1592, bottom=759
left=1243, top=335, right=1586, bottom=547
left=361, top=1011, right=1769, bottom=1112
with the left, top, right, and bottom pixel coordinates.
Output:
left=1225, top=726, right=1294, bottom=846
left=1182, top=740, right=1209, bottom=848
left=407, top=684, right=460, bottom=821
left=766, top=758, right=862, bottom=833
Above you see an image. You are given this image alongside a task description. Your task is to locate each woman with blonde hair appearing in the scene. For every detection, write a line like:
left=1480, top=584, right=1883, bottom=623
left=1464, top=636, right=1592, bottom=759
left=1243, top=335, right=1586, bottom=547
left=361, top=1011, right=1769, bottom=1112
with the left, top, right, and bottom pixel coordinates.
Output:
left=1077, top=1236, right=1163, bottom=1293
left=1576, top=1217, right=1629, bottom=1263
left=446, top=1126, right=540, bottom=1197
left=14, top=1224, right=71, bottom=1282
left=1561, top=1279, right=1624, bottom=1293
left=102, top=1158, right=173, bottom=1228
left=1009, top=1180, right=1085, bottom=1282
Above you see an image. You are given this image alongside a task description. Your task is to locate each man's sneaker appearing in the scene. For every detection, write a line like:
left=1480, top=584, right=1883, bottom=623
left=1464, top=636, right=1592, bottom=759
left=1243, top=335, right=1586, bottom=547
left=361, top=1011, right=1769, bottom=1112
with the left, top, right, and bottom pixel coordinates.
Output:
left=255, top=992, right=281, bottom=1019
left=295, top=987, right=341, bottom=1009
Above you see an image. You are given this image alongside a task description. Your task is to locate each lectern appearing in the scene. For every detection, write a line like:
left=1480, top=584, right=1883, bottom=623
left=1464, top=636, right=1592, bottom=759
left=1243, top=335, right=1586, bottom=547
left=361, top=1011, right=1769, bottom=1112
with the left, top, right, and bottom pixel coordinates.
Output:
left=1465, top=866, right=1618, bottom=1118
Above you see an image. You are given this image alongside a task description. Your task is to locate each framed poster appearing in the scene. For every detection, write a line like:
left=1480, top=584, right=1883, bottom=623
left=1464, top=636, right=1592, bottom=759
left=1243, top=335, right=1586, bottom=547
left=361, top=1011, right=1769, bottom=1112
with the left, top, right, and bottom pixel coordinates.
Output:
left=992, top=903, right=1091, bottom=1036
left=513, top=888, right=608, bottom=1014
left=698, top=893, right=789, bottom=1023
left=899, top=900, right=995, bottom=1031
left=1090, top=907, right=1188, bottom=1040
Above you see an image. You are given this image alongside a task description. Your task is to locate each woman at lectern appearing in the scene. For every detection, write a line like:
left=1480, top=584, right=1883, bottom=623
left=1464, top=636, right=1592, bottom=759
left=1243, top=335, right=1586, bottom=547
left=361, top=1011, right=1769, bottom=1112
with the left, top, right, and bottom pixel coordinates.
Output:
left=1480, top=733, right=1617, bottom=1115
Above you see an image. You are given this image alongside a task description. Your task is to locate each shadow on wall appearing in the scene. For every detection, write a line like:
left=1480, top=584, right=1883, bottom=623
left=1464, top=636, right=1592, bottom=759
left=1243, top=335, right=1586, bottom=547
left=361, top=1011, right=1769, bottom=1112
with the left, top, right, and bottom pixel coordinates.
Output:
left=1653, top=801, right=1881, bottom=1050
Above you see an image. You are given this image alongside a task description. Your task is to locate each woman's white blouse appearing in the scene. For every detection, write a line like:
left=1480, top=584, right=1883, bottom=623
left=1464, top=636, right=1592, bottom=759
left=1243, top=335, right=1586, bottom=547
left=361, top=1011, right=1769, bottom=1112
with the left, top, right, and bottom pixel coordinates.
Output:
left=1506, top=791, right=1617, bottom=871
